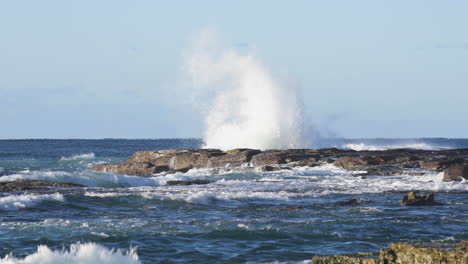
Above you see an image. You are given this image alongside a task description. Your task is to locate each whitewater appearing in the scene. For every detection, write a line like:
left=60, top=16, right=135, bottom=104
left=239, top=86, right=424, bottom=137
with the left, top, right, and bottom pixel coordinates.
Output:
left=0, top=139, right=467, bottom=263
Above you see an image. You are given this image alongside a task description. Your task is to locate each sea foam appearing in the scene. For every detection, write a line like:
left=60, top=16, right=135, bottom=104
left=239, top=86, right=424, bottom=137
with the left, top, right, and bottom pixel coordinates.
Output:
left=0, top=193, right=64, bottom=211
left=343, top=142, right=444, bottom=151
left=60, top=153, right=95, bottom=161
left=0, top=243, right=140, bottom=264
left=186, top=30, right=305, bottom=150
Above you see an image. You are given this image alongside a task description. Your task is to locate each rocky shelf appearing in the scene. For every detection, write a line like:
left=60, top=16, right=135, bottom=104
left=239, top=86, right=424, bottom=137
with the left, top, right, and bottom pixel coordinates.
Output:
left=312, top=240, right=468, bottom=264
left=93, top=148, right=468, bottom=181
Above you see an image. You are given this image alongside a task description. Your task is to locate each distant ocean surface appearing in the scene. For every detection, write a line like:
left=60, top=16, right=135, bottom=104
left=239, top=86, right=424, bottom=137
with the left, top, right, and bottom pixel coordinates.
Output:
left=0, top=138, right=467, bottom=263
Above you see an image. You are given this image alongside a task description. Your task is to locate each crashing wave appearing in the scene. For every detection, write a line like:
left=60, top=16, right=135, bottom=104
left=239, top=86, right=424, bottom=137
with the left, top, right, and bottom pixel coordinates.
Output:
left=0, top=242, right=141, bottom=264
left=0, top=193, right=64, bottom=211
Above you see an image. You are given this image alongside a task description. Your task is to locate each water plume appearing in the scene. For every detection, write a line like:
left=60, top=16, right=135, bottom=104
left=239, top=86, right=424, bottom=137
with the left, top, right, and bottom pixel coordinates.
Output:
left=185, top=30, right=305, bottom=150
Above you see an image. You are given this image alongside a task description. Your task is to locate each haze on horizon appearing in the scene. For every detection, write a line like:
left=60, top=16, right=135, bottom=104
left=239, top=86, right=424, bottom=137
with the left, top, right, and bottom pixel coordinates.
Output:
left=1, top=0, right=467, bottom=140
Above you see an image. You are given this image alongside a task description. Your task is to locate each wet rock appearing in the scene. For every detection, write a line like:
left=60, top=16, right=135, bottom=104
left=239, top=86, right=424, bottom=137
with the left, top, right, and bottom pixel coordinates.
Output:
left=92, top=148, right=468, bottom=178
left=165, top=180, right=212, bottom=186
left=400, top=192, right=442, bottom=206
left=312, top=240, right=468, bottom=264
left=334, top=156, right=383, bottom=170
left=93, top=162, right=163, bottom=176
left=0, top=180, right=85, bottom=192
left=420, top=158, right=465, bottom=170
left=208, top=149, right=261, bottom=168
left=250, top=149, right=318, bottom=167
left=443, top=164, right=468, bottom=182
left=336, top=198, right=361, bottom=206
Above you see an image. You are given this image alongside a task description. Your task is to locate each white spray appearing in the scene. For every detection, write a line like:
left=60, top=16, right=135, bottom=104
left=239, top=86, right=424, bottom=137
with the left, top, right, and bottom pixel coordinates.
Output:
left=185, top=30, right=305, bottom=150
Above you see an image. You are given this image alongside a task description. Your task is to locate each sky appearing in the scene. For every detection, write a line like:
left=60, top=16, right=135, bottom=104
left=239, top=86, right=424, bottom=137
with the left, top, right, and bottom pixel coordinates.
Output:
left=1, top=0, right=467, bottom=139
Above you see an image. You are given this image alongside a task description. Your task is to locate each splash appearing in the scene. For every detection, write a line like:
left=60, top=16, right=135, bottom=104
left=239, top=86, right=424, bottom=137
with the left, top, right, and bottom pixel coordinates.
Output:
left=0, top=193, right=64, bottom=211
left=185, top=30, right=305, bottom=150
left=0, top=243, right=141, bottom=264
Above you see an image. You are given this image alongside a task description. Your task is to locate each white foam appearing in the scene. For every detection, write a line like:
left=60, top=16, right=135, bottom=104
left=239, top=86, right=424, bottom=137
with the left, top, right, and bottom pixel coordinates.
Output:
left=343, top=142, right=444, bottom=151
left=186, top=29, right=305, bottom=150
left=136, top=168, right=467, bottom=205
left=0, top=193, right=64, bottom=211
left=60, top=153, right=95, bottom=161
left=0, top=242, right=141, bottom=264
left=0, top=170, right=160, bottom=188
left=84, top=191, right=131, bottom=198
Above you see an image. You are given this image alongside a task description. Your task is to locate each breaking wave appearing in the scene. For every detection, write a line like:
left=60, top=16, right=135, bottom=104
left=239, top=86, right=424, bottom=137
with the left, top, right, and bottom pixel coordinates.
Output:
left=0, top=242, right=141, bottom=264
left=0, top=193, right=64, bottom=211
left=343, top=142, right=446, bottom=151
left=60, top=153, right=95, bottom=161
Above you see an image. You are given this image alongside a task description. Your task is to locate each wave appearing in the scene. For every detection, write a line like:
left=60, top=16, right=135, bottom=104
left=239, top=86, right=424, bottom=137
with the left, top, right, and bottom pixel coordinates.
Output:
left=0, top=242, right=141, bottom=264
left=0, top=170, right=160, bottom=188
left=0, top=193, right=64, bottom=211
left=60, top=153, right=95, bottom=161
left=343, top=142, right=444, bottom=151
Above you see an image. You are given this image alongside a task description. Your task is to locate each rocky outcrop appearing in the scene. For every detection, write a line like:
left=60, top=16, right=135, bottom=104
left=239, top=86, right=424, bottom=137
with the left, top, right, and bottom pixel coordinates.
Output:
left=400, top=192, right=442, bottom=206
left=0, top=180, right=84, bottom=192
left=443, top=164, right=468, bottom=182
left=92, top=147, right=468, bottom=177
left=312, top=240, right=468, bottom=264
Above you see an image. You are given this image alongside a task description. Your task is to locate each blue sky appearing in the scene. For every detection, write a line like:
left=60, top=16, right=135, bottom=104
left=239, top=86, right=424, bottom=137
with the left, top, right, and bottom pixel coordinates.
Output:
left=1, top=0, right=467, bottom=139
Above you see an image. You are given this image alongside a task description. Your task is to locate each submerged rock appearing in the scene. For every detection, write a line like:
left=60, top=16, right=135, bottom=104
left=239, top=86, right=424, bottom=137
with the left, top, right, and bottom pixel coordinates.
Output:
left=335, top=198, right=361, bottom=206
left=312, top=240, right=468, bottom=264
left=400, top=192, right=442, bottom=206
left=165, top=180, right=213, bottom=186
left=0, top=179, right=85, bottom=192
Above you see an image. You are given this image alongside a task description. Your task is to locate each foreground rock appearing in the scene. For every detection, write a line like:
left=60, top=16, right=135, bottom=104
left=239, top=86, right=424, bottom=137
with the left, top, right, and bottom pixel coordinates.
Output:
left=0, top=179, right=85, bottom=192
left=400, top=192, right=443, bottom=206
left=443, top=164, right=468, bottom=181
left=92, top=147, right=468, bottom=177
left=312, top=240, right=468, bottom=264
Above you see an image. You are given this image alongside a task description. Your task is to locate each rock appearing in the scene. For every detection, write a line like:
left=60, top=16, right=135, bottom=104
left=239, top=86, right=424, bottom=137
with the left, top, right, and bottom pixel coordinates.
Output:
left=0, top=180, right=85, bottom=192
left=165, top=180, right=212, bottom=186
left=93, top=162, right=162, bottom=176
left=420, top=158, right=465, bottom=171
left=334, top=156, right=383, bottom=170
left=336, top=198, right=361, bottom=206
left=312, top=240, right=468, bottom=264
left=250, top=149, right=318, bottom=167
left=208, top=149, right=261, bottom=168
left=260, top=165, right=278, bottom=172
left=91, top=148, right=468, bottom=179
left=400, top=192, right=442, bottom=206
left=443, top=164, right=468, bottom=182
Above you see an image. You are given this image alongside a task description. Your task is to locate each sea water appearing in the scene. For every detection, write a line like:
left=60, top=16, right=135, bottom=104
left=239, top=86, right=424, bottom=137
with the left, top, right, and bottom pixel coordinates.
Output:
left=0, top=138, right=467, bottom=263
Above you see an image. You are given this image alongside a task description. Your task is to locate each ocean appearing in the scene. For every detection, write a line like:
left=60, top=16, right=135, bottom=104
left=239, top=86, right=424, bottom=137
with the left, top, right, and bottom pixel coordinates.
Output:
left=0, top=138, right=467, bottom=263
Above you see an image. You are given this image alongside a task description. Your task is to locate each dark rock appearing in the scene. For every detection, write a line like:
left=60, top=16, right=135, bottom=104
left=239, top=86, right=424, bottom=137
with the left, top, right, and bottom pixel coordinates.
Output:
left=443, top=164, right=468, bottom=182
left=165, top=180, right=213, bottom=186
left=208, top=149, right=261, bottom=168
left=336, top=198, right=361, bottom=206
left=0, top=180, right=85, bottom=192
left=260, top=165, right=278, bottom=172
left=400, top=192, right=442, bottom=206
left=91, top=148, right=468, bottom=180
